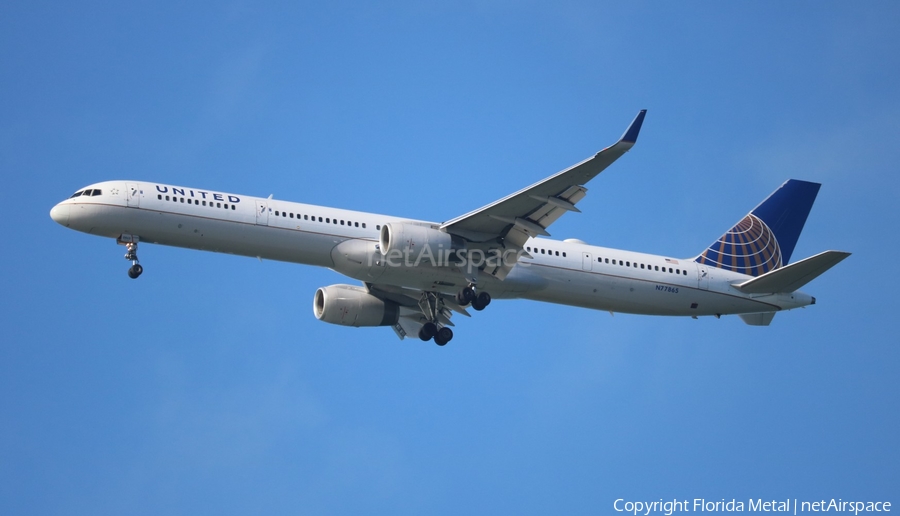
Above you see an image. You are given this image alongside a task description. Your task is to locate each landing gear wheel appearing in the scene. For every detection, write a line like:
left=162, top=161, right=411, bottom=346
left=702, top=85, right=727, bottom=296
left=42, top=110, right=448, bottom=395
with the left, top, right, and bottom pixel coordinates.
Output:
left=456, top=286, right=476, bottom=306
left=471, top=291, right=491, bottom=311
left=434, top=327, right=453, bottom=346
left=419, top=322, right=438, bottom=341
left=127, top=264, right=143, bottom=279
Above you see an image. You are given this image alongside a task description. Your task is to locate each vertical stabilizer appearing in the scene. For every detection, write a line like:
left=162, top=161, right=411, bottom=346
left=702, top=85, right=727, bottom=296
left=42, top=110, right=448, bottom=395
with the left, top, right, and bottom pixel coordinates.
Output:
left=695, top=180, right=820, bottom=277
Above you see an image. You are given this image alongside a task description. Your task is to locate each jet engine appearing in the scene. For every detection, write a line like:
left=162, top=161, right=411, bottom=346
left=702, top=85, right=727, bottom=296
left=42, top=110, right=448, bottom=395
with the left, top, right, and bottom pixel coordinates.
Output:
left=379, top=223, right=463, bottom=259
left=313, top=284, right=399, bottom=327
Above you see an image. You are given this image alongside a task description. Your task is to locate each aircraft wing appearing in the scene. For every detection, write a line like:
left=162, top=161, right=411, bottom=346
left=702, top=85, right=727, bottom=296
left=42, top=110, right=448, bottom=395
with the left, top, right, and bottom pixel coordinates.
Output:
left=440, top=109, right=646, bottom=279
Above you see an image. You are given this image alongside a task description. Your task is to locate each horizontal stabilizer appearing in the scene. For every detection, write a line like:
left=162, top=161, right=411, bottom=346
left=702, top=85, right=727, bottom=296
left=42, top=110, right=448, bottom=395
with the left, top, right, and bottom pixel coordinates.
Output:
left=734, top=250, right=851, bottom=294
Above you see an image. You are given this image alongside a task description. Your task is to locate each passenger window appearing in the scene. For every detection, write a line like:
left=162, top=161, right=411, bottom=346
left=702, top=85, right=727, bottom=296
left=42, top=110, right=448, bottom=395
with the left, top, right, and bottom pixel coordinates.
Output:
left=202, top=201, right=207, bottom=206
left=555, top=251, right=559, bottom=256
left=676, top=269, right=680, bottom=274
left=605, top=258, right=609, bottom=263
left=377, top=225, right=381, bottom=230
left=333, top=219, right=337, bottom=224
left=231, top=205, right=235, bottom=210
left=355, top=222, right=359, bottom=227
left=362, top=223, right=366, bottom=228
left=224, top=204, right=229, bottom=209
left=562, top=252, right=566, bottom=257
left=341, top=220, right=344, bottom=225
left=275, top=211, right=279, bottom=216
left=158, top=195, right=162, bottom=200
left=683, top=270, right=688, bottom=276
left=598, top=257, right=601, bottom=262
left=612, top=260, right=616, bottom=265
left=655, top=266, right=659, bottom=271
left=166, top=196, right=170, bottom=201
left=540, top=249, right=545, bottom=254
left=217, top=202, right=221, bottom=208
left=626, top=262, right=630, bottom=267
left=304, top=215, right=308, bottom=220
left=640, top=264, right=644, bottom=269
left=669, top=268, right=673, bottom=273
left=290, top=213, right=294, bottom=218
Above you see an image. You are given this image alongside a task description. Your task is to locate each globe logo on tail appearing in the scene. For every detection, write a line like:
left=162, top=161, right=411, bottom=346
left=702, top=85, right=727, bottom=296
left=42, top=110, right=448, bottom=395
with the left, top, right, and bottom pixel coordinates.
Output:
left=695, top=214, right=782, bottom=277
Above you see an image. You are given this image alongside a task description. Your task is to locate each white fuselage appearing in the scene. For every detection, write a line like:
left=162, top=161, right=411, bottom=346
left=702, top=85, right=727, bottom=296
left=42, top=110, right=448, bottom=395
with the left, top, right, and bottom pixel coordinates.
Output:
left=50, top=181, right=813, bottom=317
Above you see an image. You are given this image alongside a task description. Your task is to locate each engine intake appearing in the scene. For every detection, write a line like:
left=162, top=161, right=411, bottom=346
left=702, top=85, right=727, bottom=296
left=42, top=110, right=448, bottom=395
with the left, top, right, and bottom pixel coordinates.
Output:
left=379, top=222, right=462, bottom=258
left=313, top=284, right=399, bottom=327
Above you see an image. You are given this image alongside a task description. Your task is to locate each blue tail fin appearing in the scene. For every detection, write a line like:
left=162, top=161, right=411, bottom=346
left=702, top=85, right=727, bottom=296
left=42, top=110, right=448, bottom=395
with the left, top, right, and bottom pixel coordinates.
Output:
left=695, top=179, right=821, bottom=277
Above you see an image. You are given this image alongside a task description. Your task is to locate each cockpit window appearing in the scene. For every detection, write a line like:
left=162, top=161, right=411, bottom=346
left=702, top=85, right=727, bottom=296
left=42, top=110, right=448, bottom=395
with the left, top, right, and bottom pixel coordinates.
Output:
left=70, top=191, right=83, bottom=198
left=91, top=189, right=101, bottom=196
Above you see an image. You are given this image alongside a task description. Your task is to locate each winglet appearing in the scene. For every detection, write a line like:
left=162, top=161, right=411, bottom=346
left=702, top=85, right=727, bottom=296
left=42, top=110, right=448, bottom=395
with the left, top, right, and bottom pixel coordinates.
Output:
left=619, top=109, right=647, bottom=144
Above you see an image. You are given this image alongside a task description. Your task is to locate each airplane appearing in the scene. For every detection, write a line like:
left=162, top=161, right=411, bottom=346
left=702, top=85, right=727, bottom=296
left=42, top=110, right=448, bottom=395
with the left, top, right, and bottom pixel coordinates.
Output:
left=49, top=110, right=850, bottom=345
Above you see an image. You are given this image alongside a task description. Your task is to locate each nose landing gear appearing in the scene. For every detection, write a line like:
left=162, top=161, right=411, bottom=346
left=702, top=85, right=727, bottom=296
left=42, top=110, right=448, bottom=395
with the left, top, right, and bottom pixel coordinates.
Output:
left=128, top=262, right=143, bottom=279
left=120, top=236, right=143, bottom=279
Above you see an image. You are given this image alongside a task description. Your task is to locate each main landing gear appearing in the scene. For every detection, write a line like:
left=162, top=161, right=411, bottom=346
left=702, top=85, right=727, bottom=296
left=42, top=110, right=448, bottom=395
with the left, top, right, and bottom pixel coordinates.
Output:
left=415, top=284, right=490, bottom=346
left=418, top=322, right=454, bottom=346
left=456, top=284, right=491, bottom=311
left=124, top=241, right=143, bottom=279
left=416, top=292, right=458, bottom=346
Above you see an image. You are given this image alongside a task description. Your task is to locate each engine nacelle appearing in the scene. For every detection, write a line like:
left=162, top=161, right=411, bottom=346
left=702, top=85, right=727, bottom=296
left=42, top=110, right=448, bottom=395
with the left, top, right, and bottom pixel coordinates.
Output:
left=379, top=222, right=462, bottom=259
left=313, top=284, right=399, bottom=327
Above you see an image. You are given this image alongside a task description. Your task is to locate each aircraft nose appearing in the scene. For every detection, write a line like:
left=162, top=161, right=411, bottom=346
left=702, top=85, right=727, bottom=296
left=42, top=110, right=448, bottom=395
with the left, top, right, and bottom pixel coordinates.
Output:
left=50, top=203, right=70, bottom=226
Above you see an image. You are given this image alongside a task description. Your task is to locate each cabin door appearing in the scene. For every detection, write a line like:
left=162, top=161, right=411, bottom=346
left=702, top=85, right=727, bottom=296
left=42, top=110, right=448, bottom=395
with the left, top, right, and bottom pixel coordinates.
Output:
left=582, top=252, right=592, bottom=271
left=256, top=200, right=269, bottom=225
left=126, top=183, right=140, bottom=207
left=697, top=264, right=710, bottom=290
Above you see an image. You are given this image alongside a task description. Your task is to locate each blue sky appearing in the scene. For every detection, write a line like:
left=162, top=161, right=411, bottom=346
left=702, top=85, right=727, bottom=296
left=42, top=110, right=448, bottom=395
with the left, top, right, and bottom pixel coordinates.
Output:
left=1, top=2, right=898, bottom=515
